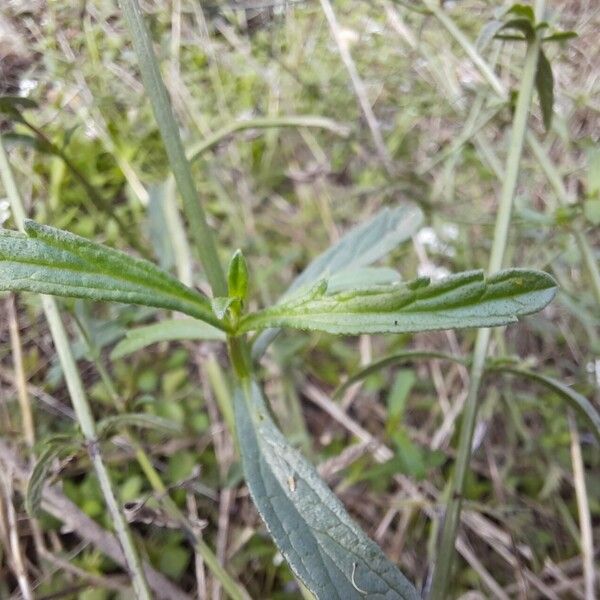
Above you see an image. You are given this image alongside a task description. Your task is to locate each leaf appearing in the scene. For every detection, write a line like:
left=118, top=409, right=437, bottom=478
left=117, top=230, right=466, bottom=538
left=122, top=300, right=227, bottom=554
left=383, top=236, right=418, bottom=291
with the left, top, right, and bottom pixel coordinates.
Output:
left=228, top=249, right=249, bottom=301
left=535, top=50, right=554, bottom=131
left=543, top=31, right=577, bottom=43
left=0, top=221, right=223, bottom=329
left=26, top=438, right=78, bottom=516
left=0, top=96, right=37, bottom=122
left=97, top=413, right=183, bottom=438
left=252, top=204, right=424, bottom=356
left=111, top=319, right=225, bottom=359
left=240, top=269, right=557, bottom=336
left=235, top=381, right=419, bottom=600
left=506, top=4, right=535, bottom=22
left=490, top=366, right=600, bottom=445
left=326, top=266, right=401, bottom=294
left=499, top=18, right=535, bottom=40
left=211, top=297, right=235, bottom=320
left=477, top=19, right=506, bottom=50
left=334, top=350, right=466, bottom=399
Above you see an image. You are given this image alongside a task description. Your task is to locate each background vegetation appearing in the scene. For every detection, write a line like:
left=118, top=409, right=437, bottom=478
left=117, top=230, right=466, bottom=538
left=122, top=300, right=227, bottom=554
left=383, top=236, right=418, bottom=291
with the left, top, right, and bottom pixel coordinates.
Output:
left=0, top=0, right=598, bottom=598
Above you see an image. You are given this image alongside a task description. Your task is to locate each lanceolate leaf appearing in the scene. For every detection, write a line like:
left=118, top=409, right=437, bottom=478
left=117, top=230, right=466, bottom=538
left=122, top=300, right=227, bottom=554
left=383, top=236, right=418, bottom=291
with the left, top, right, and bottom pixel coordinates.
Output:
left=252, top=204, right=424, bottom=356
left=535, top=50, right=554, bottom=131
left=286, top=205, right=423, bottom=297
left=235, top=381, right=420, bottom=600
left=111, top=319, right=225, bottom=359
left=240, top=269, right=557, bottom=335
left=0, top=221, right=223, bottom=329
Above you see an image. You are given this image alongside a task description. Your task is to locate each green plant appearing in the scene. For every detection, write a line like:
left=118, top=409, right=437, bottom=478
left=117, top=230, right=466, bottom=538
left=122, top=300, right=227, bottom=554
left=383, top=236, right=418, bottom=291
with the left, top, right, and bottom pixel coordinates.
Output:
left=0, top=2, right=582, bottom=599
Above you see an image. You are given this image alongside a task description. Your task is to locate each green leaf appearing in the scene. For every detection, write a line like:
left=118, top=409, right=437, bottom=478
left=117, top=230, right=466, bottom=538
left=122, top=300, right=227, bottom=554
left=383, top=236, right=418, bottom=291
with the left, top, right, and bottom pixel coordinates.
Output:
left=506, top=4, right=535, bottom=22
left=235, top=381, right=419, bottom=600
left=240, top=269, right=557, bottom=336
left=26, top=438, right=78, bottom=516
left=335, top=350, right=465, bottom=399
left=228, top=249, right=249, bottom=301
left=0, top=96, right=37, bottom=122
left=0, top=221, right=223, bottom=329
left=535, top=50, right=554, bottom=131
left=490, top=366, right=600, bottom=445
left=252, top=204, right=423, bottom=356
left=499, top=18, right=535, bottom=40
left=543, top=31, right=577, bottom=43
left=211, top=296, right=235, bottom=320
left=287, top=205, right=423, bottom=298
left=111, top=318, right=225, bottom=359
left=97, top=413, right=183, bottom=438
left=326, top=266, right=401, bottom=294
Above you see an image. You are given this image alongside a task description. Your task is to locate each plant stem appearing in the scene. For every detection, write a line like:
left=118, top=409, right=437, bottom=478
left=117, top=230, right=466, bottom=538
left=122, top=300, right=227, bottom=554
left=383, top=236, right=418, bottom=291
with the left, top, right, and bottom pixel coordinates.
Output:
left=0, top=136, right=152, bottom=600
left=429, top=5, right=545, bottom=596
left=119, top=5, right=256, bottom=598
left=120, top=0, right=227, bottom=297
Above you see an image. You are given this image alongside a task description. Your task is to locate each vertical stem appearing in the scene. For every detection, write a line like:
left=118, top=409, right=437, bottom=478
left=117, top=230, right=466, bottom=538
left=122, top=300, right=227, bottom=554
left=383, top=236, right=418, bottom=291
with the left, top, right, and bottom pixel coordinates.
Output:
left=0, top=137, right=151, bottom=600
left=423, top=0, right=600, bottom=307
left=119, top=0, right=227, bottom=296
left=429, top=5, right=545, bottom=596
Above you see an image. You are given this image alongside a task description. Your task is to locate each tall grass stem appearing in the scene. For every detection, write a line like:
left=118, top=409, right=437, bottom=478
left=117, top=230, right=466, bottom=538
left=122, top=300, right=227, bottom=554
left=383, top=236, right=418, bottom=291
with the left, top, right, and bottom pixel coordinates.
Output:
left=120, top=0, right=227, bottom=296
left=429, top=2, right=546, bottom=595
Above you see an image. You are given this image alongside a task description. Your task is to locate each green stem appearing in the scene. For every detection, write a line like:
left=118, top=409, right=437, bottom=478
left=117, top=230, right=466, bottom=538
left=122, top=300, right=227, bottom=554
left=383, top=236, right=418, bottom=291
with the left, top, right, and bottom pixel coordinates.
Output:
left=120, top=0, right=227, bottom=296
left=0, top=136, right=152, bottom=600
left=429, top=8, right=545, bottom=597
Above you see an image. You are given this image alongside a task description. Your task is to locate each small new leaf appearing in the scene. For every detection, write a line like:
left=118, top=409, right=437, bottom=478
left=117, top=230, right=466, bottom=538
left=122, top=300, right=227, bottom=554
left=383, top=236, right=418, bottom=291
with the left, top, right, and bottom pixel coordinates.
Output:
left=0, top=221, right=224, bottom=330
left=535, top=50, right=554, bottom=131
left=227, top=249, right=249, bottom=302
left=211, top=296, right=235, bottom=321
left=239, top=269, right=556, bottom=335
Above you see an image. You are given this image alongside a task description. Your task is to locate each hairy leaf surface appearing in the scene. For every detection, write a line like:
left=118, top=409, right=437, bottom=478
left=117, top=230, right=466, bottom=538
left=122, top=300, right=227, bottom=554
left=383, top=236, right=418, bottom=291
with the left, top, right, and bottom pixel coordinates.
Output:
left=241, top=269, right=556, bottom=335
left=235, top=381, right=420, bottom=600
left=252, top=205, right=423, bottom=355
left=0, top=221, right=222, bottom=328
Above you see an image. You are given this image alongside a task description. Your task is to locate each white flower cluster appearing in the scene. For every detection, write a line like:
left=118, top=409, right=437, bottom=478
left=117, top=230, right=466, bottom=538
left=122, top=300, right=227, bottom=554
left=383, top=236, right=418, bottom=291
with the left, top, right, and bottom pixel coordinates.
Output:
left=0, top=199, right=10, bottom=227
